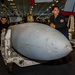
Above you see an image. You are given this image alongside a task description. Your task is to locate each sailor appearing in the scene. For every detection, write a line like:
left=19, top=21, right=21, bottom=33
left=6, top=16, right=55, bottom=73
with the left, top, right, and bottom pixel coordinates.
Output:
left=0, top=16, right=9, bottom=34
left=0, top=17, right=9, bottom=44
left=49, top=6, right=68, bottom=39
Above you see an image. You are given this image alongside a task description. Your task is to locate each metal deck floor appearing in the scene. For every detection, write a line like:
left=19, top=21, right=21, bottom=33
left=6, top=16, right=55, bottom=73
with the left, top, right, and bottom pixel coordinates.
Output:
left=0, top=48, right=75, bottom=75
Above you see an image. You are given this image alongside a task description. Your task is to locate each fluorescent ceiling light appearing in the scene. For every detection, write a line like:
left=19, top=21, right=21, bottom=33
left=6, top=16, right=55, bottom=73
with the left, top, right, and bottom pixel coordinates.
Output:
left=52, top=4, right=54, bottom=6
left=1, top=12, right=3, bottom=13
left=13, top=9, right=17, bottom=11
left=31, top=6, right=33, bottom=8
left=62, top=9, right=64, bottom=10
left=11, top=0, right=13, bottom=1
left=10, top=3, right=15, bottom=5
left=56, top=0, right=59, bottom=3
left=12, top=6, right=16, bottom=8
left=49, top=6, right=51, bottom=8
left=47, top=9, right=49, bottom=11
left=35, top=4, right=37, bottom=5
left=8, top=0, right=13, bottom=1
left=31, top=9, right=33, bottom=10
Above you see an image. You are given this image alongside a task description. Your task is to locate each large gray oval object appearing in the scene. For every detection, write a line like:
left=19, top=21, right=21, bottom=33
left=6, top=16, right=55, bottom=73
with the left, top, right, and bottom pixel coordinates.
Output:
left=10, top=23, right=72, bottom=61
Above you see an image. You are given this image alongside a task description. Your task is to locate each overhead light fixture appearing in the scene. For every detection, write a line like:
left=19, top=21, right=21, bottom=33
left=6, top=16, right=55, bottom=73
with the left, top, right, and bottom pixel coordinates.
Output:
left=8, top=0, right=13, bottom=1
left=1, top=12, right=3, bottom=13
left=31, top=6, right=34, bottom=8
left=56, top=0, right=59, bottom=3
left=49, top=6, right=51, bottom=8
left=47, top=9, right=49, bottom=11
left=8, top=0, right=10, bottom=1
left=31, top=9, right=33, bottom=11
left=62, top=9, right=64, bottom=11
left=35, top=4, right=37, bottom=5
left=1, top=4, right=5, bottom=6
left=10, top=3, right=15, bottom=5
left=13, top=9, right=17, bottom=11
left=52, top=4, right=55, bottom=6
left=12, top=6, right=16, bottom=8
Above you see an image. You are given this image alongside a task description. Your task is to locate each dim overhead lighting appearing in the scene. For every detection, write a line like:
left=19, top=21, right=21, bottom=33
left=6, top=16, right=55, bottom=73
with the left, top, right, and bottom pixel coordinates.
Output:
left=12, top=6, right=16, bottom=8
left=47, top=9, right=49, bottom=11
left=52, top=4, right=55, bottom=6
left=13, top=9, right=17, bottom=11
left=31, top=6, right=34, bottom=8
left=31, top=9, right=33, bottom=11
left=56, top=0, right=59, bottom=3
left=10, top=3, right=15, bottom=5
left=8, top=0, right=13, bottom=1
left=35, top=4, right=37, bottom=5
left=49, top=6, right=51, bottom=8
left=1, top=12, right=3, bottom=13
left=62, top=9, right=64, bottom=10
left=11, top=0, right=13, bottom=1
left=1, top=4, right=5, bottom=6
